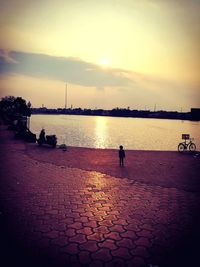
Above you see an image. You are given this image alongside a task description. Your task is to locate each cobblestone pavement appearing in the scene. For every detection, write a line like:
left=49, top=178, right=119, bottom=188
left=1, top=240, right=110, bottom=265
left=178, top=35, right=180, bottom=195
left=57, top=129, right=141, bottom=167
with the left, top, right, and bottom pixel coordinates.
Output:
left=0, top=132, right=200, bottom=267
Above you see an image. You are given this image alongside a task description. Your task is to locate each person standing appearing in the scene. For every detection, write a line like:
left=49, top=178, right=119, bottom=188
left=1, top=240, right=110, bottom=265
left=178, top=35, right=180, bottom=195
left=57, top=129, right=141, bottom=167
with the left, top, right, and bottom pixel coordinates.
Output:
left=119, top=145, right=125, bottom=167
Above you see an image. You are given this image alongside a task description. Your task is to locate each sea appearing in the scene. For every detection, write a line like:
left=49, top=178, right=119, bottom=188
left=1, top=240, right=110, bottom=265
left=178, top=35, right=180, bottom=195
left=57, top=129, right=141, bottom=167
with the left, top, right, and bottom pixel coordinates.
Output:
left=30, top=114, right=200, bottom=151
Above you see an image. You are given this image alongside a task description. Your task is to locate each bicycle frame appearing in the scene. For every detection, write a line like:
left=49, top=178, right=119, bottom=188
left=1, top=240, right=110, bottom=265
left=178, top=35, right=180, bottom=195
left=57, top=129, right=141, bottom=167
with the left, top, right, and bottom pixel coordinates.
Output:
left=182, top=139, right=192, bottom=149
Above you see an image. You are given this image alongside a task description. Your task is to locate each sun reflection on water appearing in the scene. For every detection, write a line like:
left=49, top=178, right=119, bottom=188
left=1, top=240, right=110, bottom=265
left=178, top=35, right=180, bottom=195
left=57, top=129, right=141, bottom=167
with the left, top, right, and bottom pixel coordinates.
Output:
left=94, top=116, right=108, bottom=148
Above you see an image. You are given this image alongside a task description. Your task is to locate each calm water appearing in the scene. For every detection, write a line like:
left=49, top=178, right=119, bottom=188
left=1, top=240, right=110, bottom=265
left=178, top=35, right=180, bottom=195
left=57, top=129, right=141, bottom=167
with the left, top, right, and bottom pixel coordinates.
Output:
left=30, top=115, right=200, bottom=151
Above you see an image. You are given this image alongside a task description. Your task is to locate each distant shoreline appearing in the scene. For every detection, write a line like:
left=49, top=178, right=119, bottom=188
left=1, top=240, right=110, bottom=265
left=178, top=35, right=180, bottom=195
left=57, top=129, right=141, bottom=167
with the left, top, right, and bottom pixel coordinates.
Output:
left=31, top=108, right=200, bottom=121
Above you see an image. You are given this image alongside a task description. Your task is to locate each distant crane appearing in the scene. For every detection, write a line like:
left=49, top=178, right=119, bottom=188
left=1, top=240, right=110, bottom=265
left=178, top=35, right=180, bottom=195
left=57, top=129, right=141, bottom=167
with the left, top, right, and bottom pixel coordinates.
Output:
left=65, top=83, right=67, bottom=109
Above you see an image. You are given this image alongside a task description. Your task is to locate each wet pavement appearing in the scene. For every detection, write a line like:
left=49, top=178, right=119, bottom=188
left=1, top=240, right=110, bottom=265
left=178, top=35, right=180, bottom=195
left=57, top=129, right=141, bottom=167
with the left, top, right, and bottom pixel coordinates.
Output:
left=0, top=129, right=200, bottom=267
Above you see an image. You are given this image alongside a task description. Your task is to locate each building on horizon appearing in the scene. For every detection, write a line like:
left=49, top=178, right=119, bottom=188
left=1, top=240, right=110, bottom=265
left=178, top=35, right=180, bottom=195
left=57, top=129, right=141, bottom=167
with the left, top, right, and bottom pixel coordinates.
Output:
left=191, top=108, right=200, bottom=120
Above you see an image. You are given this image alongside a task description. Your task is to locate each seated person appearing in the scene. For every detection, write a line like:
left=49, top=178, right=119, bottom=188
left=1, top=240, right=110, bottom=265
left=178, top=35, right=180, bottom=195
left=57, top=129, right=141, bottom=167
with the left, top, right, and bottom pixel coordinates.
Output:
left=39, top=128, right=46, bottom=143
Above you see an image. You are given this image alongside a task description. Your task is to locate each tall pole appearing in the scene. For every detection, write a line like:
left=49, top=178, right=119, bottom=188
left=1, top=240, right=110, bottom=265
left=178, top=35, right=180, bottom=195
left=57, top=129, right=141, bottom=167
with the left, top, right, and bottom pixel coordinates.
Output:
left=65, top=83, right=67, bottom=109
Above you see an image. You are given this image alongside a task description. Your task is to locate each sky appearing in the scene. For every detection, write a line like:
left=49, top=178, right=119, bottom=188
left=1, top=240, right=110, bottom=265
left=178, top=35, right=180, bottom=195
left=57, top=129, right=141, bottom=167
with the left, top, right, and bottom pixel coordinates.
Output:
left=0, top=0, right=200, bottom=111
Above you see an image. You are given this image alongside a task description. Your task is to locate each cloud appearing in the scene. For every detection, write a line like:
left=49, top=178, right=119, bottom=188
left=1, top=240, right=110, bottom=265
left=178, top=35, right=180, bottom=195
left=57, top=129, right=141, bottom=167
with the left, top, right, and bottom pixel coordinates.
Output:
left=0, top=50, right=134, bottom=88
left=1, top=49, right=197, bottom=111
left=0, top=49, right=17, bottom=64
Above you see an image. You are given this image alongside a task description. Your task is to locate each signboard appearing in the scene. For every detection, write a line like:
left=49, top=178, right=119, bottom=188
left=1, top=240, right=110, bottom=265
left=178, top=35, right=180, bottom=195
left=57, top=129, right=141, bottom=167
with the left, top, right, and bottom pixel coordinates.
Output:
left=182, top=134, right=190, bottom=140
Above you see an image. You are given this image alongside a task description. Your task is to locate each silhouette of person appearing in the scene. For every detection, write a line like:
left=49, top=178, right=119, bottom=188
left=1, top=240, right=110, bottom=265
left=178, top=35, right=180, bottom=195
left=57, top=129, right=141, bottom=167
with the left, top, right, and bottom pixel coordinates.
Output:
left=119, top=145, right=125, bottom=166
left=39, top=128, right=46, bottom=143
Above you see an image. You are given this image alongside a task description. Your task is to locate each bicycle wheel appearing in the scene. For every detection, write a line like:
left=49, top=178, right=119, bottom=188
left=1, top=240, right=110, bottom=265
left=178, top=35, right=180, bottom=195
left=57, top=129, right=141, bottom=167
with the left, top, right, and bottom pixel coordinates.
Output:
left=178, top=143, right=185, bottom=152
left=189, top=143, right=196, bottom=152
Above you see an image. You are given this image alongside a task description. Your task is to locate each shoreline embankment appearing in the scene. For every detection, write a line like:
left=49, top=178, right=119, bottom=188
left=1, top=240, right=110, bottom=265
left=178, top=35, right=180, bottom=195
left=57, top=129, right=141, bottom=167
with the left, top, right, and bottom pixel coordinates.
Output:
left=1, top=125, right=200, bottom=192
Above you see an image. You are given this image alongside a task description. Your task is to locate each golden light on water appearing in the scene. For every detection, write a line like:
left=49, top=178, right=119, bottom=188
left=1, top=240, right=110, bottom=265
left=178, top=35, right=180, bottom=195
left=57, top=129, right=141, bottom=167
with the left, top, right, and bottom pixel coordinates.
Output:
left=94, top=116, right=108, bottom=148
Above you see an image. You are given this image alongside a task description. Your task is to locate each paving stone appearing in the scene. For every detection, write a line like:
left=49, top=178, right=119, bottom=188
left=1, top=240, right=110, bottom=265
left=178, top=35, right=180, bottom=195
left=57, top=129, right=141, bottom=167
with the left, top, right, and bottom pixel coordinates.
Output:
left=87, top=232, right=104, bottom=242
left=89, top=260, right=104, bottom=267
left=131, top=245, right=151, bottom=258
left=77, top=227, right=93, bottom=236
left=120, top=230, right=138, bottom=240
left=127, top=257, right=146, bottom=267
left=84, top=221, right=98, bottom=228
left=51, top=236, right=69, bottom=246
left=109, top=225, right=126, bottom=233
left=111, top=247, right=132, bottom=260
left=91, top=248, right=112, bottom=262
left=61, top=243, right=79, bottom=254
left=36, top=224, right=51, bottom=233
left=61, top=217, right=74, bottom=224
left=78, top=250, right=92, bottom=265
left=46, top=209, right=58, bottom=215
left=105, top=258, right=125, bottom=267
left=135, top=237, right=152, bottom=248
left=98, top=206, right=111, bottom=212
left=79, top=240, right=99, bottom=252
left=99, top=220, right=114, bottom=227
left=68, top=222, right=83, bottom=230
left=80, top=211, right=94, bottom=217
left=99, top=239, right=118, bottom=250
left=104, top=214, right=118, bottom=221
left=37, top=237, right=50, bottom=248
left=89, top=215, right=104, bottom=222
left=116, top=238, right=136, bottom=249
left=109, top=210, right=121, bottom=216
left=104, top=232, right=122, bottom=241
left=125, top=223, right=142, bottom=232
left=113, top=219, right=128, bottom=226
left=69, top=234, right=87, bottom=244
left=53, top=223, right=67, bottom=231
left=65, top=228, right=76, bottom=237
left=94, top=226, right=110, bottom=235
left=75, top=216, right=89, bottom=223
left=44, top=230, right=59, bottom=239
left=31, top=231, right=42, bottom=241
left=136, top=229, right=154, bottom=240
left=69, top=255, right=82, bottom=267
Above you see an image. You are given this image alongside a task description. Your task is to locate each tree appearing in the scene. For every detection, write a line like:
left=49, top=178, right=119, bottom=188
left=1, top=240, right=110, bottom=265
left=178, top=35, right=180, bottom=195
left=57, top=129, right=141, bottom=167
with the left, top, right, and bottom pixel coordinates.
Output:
left=0, top=96, right=31, bottom=123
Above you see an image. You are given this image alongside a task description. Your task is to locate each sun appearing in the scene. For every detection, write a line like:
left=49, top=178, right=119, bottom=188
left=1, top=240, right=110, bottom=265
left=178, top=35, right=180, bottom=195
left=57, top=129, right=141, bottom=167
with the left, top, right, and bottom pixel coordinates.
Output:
left=98, top=58, right=110, bottom=66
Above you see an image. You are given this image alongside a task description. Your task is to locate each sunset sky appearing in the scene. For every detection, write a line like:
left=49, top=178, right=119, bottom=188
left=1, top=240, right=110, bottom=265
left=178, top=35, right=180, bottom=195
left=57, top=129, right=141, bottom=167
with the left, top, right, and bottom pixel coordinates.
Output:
left=0, top=0, right=200, bottom=111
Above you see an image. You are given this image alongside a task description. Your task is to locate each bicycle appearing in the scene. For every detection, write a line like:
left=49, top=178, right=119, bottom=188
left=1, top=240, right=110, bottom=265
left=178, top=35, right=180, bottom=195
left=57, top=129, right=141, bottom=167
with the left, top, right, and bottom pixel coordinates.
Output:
left=178, top=134, right=196, bottom=152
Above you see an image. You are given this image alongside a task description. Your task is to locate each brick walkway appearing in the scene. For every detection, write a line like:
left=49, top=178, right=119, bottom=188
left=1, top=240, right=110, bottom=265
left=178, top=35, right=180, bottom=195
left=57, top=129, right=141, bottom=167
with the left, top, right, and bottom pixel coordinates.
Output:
left=0, top=129, right=200, bottom=267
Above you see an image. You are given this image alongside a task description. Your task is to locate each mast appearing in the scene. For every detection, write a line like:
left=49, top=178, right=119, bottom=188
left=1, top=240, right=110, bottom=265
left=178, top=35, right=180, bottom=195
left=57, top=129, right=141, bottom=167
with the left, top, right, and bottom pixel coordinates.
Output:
left=65, top=83, right=67, bottom=109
